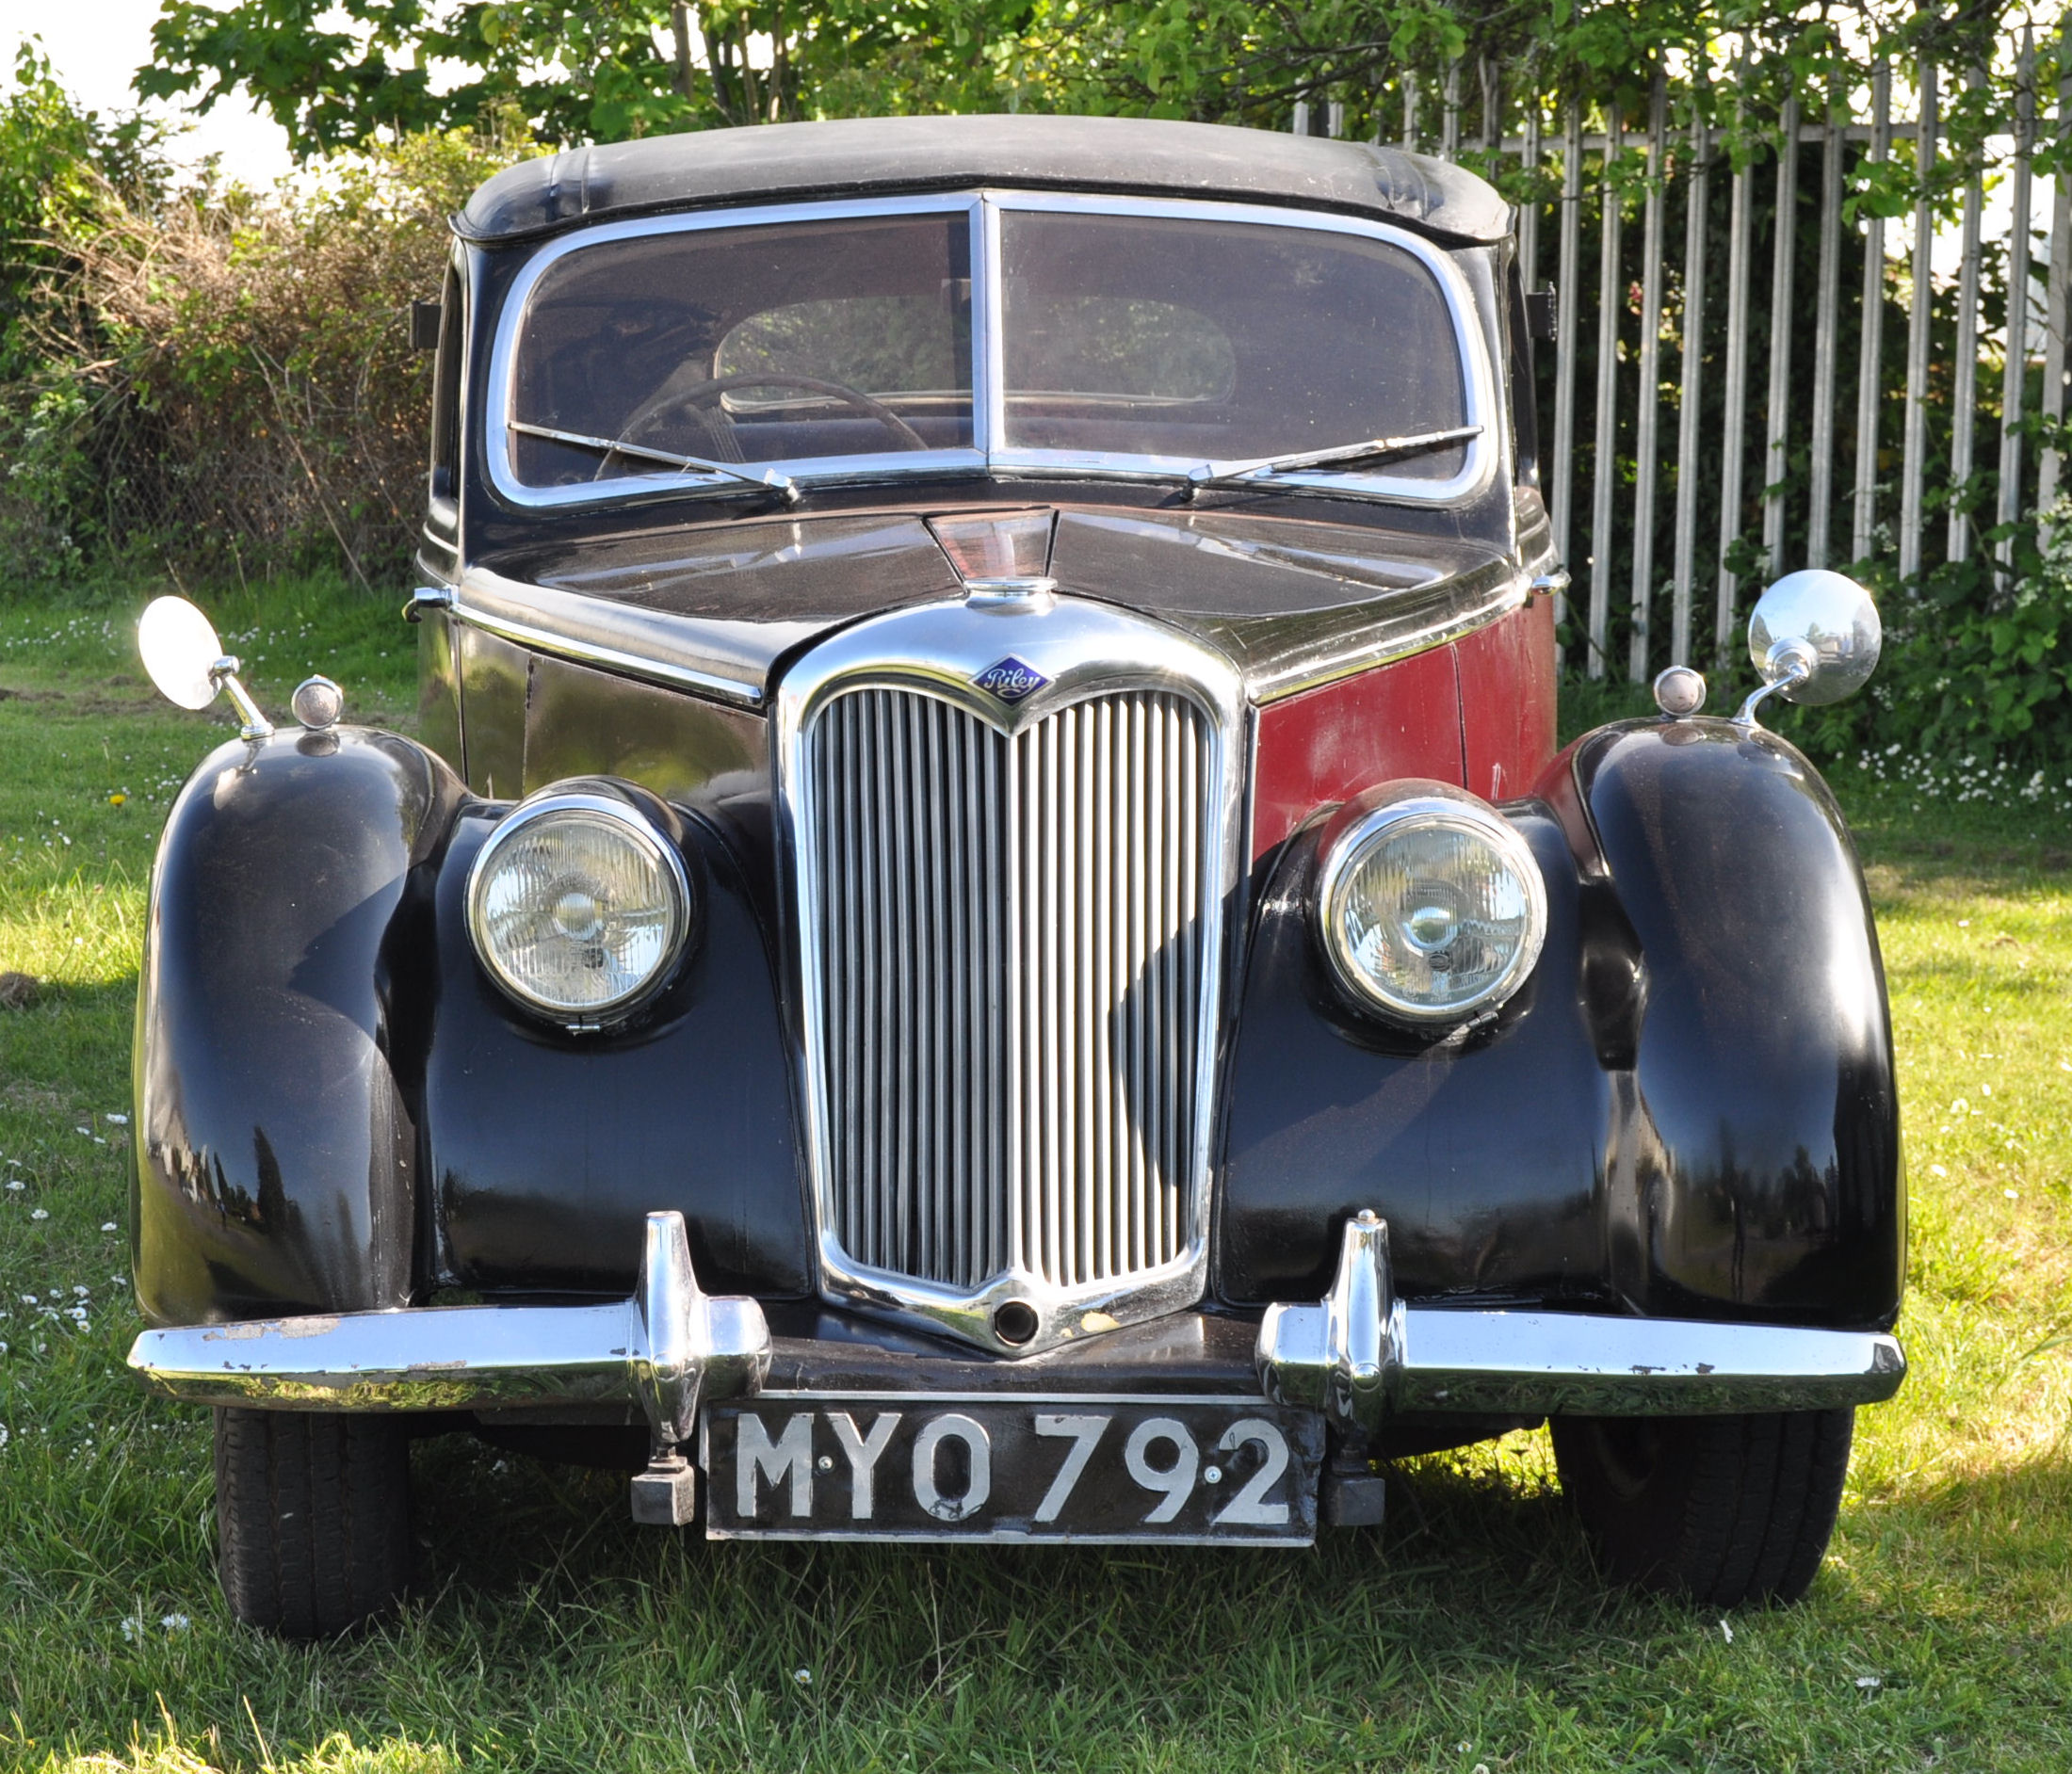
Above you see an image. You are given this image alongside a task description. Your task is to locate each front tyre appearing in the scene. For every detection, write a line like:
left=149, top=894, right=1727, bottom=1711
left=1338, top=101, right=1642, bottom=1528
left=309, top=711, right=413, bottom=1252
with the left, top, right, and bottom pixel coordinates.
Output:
left=213, top=1409, right=412, bottom=1637
left=1551, top=1408, right=1853, bottom=1607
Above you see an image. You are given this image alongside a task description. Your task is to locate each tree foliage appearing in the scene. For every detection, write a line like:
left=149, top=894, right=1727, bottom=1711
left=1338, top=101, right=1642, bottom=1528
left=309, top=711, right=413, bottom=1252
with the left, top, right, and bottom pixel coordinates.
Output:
left=138, top=1, right=2054, bottom=177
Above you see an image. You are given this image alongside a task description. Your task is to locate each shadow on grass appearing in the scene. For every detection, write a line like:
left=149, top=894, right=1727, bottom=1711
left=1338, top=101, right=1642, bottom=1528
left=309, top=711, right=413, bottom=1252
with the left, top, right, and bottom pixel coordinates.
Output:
left=400, top=1425, right=1606, bottom=1674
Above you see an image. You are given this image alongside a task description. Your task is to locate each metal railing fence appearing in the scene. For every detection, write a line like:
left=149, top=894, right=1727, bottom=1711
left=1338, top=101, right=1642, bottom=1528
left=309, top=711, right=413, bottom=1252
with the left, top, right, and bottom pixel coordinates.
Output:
left=1292, top=31, right=2071, bottom=682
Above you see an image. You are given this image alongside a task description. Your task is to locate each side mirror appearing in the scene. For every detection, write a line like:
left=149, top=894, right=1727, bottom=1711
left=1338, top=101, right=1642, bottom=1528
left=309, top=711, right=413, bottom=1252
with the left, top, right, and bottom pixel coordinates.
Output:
left=138, top=595, right=273, bottom=740
left=1737, top=570, right=1882, bottom=727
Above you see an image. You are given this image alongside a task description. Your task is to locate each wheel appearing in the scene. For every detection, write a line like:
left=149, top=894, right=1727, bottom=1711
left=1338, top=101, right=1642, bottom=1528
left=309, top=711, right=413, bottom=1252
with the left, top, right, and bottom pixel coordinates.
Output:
left=1550, top=1407, right=1853, bottom=1607
left=213, top=1408, right=412, bottom=1638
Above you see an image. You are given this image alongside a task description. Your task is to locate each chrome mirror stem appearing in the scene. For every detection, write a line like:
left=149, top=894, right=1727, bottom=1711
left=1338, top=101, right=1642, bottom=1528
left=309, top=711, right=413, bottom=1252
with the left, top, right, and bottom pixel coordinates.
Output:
left=208, top=657, right=275, bottom=741
left=1733, top=638, right=1817, bottom=729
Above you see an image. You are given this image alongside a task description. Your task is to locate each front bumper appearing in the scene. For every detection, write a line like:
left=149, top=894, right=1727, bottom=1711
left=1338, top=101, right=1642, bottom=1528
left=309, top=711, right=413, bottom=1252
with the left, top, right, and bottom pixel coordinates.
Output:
left=128, top=1212, right=1906, bottom=1440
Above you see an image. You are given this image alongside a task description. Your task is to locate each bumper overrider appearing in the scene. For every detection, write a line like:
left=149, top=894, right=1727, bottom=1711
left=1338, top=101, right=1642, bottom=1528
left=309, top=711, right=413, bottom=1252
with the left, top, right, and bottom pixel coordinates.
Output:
left=128, top=1209, right=1905, bottom=1527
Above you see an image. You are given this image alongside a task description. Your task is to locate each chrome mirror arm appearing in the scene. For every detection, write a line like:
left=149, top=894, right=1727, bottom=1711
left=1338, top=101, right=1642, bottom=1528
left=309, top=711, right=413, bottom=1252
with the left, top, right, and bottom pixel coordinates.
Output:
left=208, top=656, right=275, bottom=741
left=1733, top=637, right=1818, bottom=729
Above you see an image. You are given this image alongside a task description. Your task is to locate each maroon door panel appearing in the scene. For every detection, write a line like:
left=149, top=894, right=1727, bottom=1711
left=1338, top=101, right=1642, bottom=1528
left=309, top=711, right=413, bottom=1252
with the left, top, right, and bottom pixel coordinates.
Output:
left=1455, top=596, right=1558, bottom=803
left=1251, top=645, right=1465, bottom=861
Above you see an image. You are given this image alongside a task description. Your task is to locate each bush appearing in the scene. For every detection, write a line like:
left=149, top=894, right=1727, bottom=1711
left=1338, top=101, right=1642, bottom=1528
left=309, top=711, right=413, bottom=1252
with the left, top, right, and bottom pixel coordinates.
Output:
left=2, top=62, right=522, bottom=590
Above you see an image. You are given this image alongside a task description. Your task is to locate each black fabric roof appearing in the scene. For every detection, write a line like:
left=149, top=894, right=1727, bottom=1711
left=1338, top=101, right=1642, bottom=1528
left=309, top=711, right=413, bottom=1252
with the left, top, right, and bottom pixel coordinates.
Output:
left=455, top=114, right=1511, bottom=247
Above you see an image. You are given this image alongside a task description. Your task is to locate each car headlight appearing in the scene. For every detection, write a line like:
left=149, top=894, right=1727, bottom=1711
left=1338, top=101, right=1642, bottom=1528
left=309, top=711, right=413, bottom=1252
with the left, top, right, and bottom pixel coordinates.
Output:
left=466, top=787, right=693, bottom=1028
left=1316, top=785, right=1546, bottom=1025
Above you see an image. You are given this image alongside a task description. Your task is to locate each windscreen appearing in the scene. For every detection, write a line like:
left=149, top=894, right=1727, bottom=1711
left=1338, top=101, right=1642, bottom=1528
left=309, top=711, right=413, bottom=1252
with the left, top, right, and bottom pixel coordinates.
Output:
left=510, top=211, right=974, bottom=487
left=503, top=202, right=1470, bottom=494
left=1000, top=211, right=1467, bottom=476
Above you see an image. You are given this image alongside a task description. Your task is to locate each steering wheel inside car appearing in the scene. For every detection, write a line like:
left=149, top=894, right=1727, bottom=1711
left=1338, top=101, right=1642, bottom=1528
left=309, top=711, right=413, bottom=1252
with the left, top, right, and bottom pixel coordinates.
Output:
left=608, top=371, right=930, bottom=468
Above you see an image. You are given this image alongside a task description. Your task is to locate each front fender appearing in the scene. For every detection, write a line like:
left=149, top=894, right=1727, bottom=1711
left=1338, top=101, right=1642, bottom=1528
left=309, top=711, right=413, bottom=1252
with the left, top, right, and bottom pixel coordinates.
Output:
left=1556, top=718, right=1903, bottom=1325
left=1216, top=718, right=1902, bottom=1330
left=133, top=729, right=464, bottom=1325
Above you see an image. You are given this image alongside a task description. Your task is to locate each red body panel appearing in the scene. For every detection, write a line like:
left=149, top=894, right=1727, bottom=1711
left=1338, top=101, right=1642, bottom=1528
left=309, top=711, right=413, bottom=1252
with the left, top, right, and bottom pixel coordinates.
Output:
left=1251, top=645, right=1463, bottom=861
left=1455, top=595, right=1559, bottom=803
left=1249, top=598, right=1557, bottom=861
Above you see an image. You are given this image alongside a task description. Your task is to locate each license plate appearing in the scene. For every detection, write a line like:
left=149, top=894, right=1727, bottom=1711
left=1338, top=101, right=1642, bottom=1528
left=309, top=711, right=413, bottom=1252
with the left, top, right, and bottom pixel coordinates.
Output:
left=702, top=1393, right=1322, bottom=1544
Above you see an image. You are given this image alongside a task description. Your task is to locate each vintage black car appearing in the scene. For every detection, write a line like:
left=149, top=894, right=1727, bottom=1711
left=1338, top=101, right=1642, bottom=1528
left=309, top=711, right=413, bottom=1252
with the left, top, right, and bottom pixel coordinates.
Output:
left=126, top=116, right=1903, bottom=1637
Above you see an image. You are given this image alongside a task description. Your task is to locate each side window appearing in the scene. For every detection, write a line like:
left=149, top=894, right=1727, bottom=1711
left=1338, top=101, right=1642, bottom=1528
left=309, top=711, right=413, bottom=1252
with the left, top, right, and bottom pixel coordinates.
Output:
left=429, top=262, right=463, bottom=518
left=1505, top=260, right=1540, bottom=487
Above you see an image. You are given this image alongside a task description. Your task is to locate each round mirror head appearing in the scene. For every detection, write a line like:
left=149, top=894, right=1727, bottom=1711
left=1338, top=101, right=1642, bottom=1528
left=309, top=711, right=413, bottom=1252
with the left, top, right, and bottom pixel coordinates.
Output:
left=1747, top=569, right=1882, bottom=706
left=138, top=596, right=224, bottom=711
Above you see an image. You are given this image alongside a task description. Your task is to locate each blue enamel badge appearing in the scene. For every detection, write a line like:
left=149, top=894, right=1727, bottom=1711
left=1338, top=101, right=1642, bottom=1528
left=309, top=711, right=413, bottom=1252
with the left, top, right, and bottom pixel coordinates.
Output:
left=973, top=656, right=1049, bottom=704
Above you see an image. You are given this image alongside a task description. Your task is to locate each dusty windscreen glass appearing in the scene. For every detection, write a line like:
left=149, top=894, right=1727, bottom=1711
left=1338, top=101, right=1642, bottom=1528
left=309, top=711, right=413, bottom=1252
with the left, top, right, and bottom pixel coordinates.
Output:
left=999, top=212, right=1467, bottom=476
left=510, top=212, right=974, bottom=487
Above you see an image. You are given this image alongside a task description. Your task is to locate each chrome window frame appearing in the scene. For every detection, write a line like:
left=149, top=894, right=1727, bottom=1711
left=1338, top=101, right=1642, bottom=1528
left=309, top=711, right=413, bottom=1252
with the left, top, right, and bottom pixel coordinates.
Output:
left=979, top=191, right=1496, bottom=505
left=772, top=593, right=1249, bottom=1358
left=484, top=190, right=1497, bottom=512
left=483, top=194, right=993, bottom=512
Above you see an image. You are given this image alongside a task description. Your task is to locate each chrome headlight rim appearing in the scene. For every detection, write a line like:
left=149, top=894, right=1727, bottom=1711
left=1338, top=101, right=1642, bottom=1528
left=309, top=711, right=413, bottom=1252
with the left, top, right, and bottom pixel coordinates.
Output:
left=464, top=784, right=695, bottom=1030
left=1315, top=783, right=1548, bottom=1027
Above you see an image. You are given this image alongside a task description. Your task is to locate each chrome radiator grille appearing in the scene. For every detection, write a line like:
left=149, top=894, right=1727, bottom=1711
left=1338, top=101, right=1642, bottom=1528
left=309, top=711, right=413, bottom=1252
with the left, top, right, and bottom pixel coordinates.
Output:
left=805, top=685, right=1214, bottom=1295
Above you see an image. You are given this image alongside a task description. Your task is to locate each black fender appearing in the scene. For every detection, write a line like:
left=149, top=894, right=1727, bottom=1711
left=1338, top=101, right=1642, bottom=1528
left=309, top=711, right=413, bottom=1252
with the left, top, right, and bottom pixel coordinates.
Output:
left=423, top=794, right=810, bottom=1298
left=1551, top=718, right=1902, bottom=1325
left=136, top=730, right=812, bottom=1322
left=1215, top=718, right=1902, bottom=1330
left=133, top=729, right=464, bottom=1325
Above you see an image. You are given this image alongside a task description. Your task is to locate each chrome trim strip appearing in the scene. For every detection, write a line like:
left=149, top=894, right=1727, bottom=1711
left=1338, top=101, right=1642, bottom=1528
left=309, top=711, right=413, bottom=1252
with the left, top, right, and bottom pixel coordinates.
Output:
left=1238, top=572, right=1528, bottom=704
left=775, top=594, right=1247, bottom=1358
left=1259, top=1217, right=1906, bottom=1428
left=126, top=1211, right=771, bottom=1446
left=453, top=566, right=816, bottom=709
left=482, top=189, right=1497, bottom=513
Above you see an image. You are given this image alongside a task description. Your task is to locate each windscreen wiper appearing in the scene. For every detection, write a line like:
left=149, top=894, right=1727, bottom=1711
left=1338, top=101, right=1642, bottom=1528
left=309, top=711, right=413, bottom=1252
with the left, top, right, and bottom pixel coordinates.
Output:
left=1182, top=425, right=1482, bottom=499
left=508, top=420, right=801, bottom=505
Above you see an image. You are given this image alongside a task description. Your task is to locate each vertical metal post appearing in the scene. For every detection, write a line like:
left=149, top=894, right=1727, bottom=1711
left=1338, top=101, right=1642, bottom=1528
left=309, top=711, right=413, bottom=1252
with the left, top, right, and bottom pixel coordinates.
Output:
left=1588, top=105, right=1625, bottom=680
left=1519, top=85, right=1543, bottom=291
left=1292, top=101, right=1311, bottom=136
left=1673, top=99, right=1710, bottom=667
left=1852, top=60, right=1891, bottom=564
left=1552, top=104, right=1583, bottom=609
left=1948, top=65, right=1985, bottom=564
left=1402, top=73, right=1419, bottom=151
left=1763, top=95, right=1801, bottom=576
left=2041, top=66, right=2072, bottom=544
left=1997, top=31, right=2035, bottom=578
left=1443, top=59, right=1462, bottom=162
left=1629, top=73, right=1668, bottom=682
left=1808, top=93, right=1844, bottom=567
left=1900, top=62, right=1937, bottom=581
left=1479, top=56, right=1500, bottom=153
left=1328, top=100, right=1345, bottom=139
left=1716, top=91, right=1755, bottom=660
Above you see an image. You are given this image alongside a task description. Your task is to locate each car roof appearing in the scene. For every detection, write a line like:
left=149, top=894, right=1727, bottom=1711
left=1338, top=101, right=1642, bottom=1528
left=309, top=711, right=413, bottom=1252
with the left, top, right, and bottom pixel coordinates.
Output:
left=454, top=113, right=1511, bottom=248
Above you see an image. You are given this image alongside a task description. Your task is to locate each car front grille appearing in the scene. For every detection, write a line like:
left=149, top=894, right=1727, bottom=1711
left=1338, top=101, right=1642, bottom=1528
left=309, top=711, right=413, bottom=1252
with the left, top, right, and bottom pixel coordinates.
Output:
left=803, top=684, right=1215, bottom=1296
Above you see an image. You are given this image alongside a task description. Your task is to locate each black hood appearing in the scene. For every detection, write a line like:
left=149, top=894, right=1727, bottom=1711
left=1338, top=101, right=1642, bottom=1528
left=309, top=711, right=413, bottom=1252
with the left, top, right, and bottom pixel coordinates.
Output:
left=471, top=503, right=1523, bottom=707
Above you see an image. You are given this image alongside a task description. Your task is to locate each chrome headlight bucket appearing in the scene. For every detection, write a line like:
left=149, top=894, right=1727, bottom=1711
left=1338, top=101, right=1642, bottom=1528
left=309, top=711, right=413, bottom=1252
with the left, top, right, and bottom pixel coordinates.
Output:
left=1315, top=782, right=1547, bottom=1025
left=465, top=784, right=694, bottom=1030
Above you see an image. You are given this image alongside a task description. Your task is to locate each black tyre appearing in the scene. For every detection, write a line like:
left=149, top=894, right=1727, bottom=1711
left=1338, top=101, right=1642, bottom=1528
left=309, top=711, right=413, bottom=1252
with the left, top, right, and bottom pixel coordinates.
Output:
left=213, top=1408, right=412, bottom=1638
left=1551, top=1407, right=1853, bottom=1607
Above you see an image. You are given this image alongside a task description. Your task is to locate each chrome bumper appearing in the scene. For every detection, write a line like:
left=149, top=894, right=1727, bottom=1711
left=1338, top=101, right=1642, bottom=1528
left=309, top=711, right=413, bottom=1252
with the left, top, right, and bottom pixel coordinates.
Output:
left=128, top=1210, right=1904, bottom=1443
left=1255, top=1212, right=1906, bottom=1430
left=126, top=1212, right=771, bottom=1446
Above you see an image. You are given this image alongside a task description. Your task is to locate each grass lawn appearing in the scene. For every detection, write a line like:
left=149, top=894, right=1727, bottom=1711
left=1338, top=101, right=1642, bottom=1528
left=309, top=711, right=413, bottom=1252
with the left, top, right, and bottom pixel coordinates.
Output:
left=1, top=573, right=2067, bottom=1772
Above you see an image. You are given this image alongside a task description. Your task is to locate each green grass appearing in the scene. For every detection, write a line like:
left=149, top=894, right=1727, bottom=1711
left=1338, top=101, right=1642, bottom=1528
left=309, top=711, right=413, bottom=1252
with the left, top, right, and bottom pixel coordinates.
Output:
left=2, top=573, right=2068, bottom=1772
